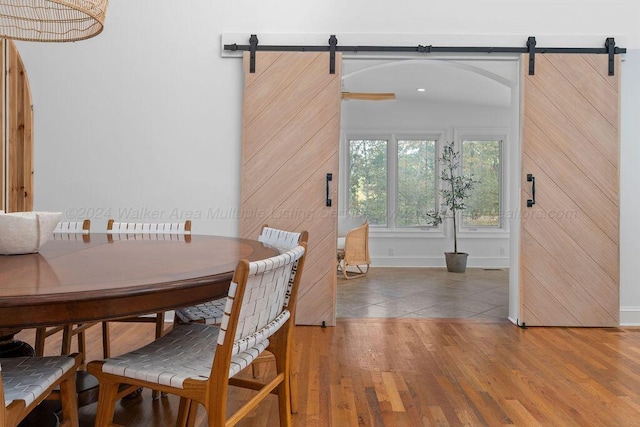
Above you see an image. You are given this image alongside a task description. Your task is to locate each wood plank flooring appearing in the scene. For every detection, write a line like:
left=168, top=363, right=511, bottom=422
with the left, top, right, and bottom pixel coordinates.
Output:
left=15, top=318, right=640, bottom=426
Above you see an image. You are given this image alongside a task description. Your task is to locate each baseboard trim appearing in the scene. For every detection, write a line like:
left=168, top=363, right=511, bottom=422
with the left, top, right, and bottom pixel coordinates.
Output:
left=620, top=307, right=640, bottom=326
left=371, top=256, right=509, bottom=269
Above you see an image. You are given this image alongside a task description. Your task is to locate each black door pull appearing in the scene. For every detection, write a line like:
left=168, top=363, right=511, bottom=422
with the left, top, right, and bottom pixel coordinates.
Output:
left=326, top=173, right=333, bottom=207
left=527, top=174, right=536, bottom=207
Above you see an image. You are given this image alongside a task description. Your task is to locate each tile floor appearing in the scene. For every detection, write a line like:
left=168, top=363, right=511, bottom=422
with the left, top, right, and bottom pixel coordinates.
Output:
left=337, top=267, right=509, bottom=320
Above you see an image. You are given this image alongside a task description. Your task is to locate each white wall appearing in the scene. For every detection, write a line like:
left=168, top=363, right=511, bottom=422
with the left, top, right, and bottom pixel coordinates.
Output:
left=14, top=0, right=640, bottom=322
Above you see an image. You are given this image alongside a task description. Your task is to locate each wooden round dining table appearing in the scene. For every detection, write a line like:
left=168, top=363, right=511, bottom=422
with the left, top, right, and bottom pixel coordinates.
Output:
left=0, top=234, right=278, bottom=334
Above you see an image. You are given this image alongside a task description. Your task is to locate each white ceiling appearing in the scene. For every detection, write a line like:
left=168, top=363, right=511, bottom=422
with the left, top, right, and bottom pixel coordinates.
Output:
left=342, top=57, right=517, bottom=108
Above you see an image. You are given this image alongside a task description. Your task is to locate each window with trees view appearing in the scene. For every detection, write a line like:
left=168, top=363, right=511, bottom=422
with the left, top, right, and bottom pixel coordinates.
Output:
left=348, top=136, right=438, bottom=228
left=346, top=133, right=506, bottom=232
left=461, top=139, right=502, bottom=228
left=348, top=139, right=388, bottom=225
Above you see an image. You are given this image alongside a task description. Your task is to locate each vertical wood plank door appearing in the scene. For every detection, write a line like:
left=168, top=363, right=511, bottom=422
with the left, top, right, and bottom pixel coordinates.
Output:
left=520, top=54, right=620, bottom=326
left=1, top=39, right=33, bottom=213
left=240, top=52, right=341, bottom=326
left=8, top=39, right=34, bottom=212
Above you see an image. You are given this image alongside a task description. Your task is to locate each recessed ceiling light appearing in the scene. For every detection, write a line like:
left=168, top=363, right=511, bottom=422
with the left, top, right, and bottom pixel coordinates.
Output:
left=417, top=88, right=426, bottom=92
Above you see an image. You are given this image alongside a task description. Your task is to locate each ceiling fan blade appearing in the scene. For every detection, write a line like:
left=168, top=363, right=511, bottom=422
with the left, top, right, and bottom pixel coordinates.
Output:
left=341, top=92, right=396, bottom=101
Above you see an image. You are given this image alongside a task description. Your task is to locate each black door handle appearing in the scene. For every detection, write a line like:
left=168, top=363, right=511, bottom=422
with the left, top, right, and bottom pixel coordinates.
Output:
left=527, top=174, right=536, bottom=207
left=326, top=173, right=333, bottom=207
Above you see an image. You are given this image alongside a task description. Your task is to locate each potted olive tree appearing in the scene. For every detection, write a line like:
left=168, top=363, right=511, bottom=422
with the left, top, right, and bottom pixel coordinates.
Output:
left=425, top=141, right=477, bottom=273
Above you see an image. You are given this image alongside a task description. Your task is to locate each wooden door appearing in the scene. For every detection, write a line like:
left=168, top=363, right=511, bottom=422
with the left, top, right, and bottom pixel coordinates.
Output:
left=520, top=54, right=620, bottom=326
left=240, top=52, right=341, bottom=326
left=1, top=39, right=33, bottom=212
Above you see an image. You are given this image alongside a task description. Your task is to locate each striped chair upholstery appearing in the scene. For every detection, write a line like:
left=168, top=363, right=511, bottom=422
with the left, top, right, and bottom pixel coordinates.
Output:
left=1, top=354, right=81, bottom=427
left=258, top=226, right=305, bottom=251
left=107, top=219, right=191, bottom=234
left=87, top=245, right=307, bottom=426
left=175, top=226, right=307, bottom=324
left=53, top=219, right=90, bottom=235
left=175, top=297, right=227, bottom=326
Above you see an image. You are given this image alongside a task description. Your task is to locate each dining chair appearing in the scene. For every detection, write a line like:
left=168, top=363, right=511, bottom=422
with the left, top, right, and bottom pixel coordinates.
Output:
left=104, top=219, right=192, bottom=399
left=87, top=244, right=306, bottom=426
left=36, top=219, right=102, bottom=362
left=174, top=225, right=308, bottom=412
left=1, top=353, right=82, bottom=427
left=103, top=219, right=193, bottom=359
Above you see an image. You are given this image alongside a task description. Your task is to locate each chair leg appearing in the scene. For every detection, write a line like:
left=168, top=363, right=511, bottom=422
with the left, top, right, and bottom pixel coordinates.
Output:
left=270, top=333, right=292, bottom=427
left=94, top=380, right=119, bottom=427
left=275, top=362, right=292, bottom=426
left=155, top=312, right=165, bottom=338
left=61, top=325, right=74, bottom=355
left=177, top=398, right=191, bottom=427
left=76, top=327, right=87, bottom=364
left=35, top=327, right=47, bottom=356
left=58, top=371, right=80, bottom=427
left=152, top=312, right=166, bottom=400
left=101, top=322, right=111, bottom=358
left=186, top=401, right=199, bottom=427
left=285, top=330, right=299, bottom=414
left=341, top=263, right=370, bottom=280
left=289, top=355, right=299, bottom=414
left=36, top=325, right=87, bottom=361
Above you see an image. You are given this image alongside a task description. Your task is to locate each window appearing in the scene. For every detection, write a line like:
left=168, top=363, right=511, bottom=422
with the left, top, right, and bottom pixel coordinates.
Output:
left=396, top=139, right=436, bottom=227
left=461, top=139, right=502, bottom=228
left=347, top=135, right=438, bottom=228
left=348, top=139, right=388, bottom=225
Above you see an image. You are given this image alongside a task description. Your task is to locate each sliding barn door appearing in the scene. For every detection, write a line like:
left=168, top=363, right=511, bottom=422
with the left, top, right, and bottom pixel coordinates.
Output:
left=240, top=52, right=341, bottom=326
left=520, top=54, right=620, bottom=326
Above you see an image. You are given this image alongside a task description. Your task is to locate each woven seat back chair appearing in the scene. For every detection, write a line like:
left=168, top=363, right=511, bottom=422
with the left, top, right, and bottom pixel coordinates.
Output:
left=103, top=219, right=192, bottom=399
left=175, top=225, right=308, bottom=325
left=103, top=219, right=192, bottom=355
left=337, top=215, right=371, bottom=279
left=175, top=225, right=308, bottom=413
left=37, top=220, right=101, bottom=363
left=0, top=353, right=82, bottom=427
left=87, top=244, right=307, bottom=427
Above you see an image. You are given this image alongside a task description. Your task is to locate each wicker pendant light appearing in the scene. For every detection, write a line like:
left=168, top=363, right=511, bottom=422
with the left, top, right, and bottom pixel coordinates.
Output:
left=0, top=0, right=108, bottom=42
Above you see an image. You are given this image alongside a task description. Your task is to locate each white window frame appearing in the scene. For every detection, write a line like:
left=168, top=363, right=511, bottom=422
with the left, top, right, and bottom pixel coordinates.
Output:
left=344, top=134, right=391, bottom=227
left=341, top=130, right=445, bottom=234
left=455, top=129, right=510, bottom=238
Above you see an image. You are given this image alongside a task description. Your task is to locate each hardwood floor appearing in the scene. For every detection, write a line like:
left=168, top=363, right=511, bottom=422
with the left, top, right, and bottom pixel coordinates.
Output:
left=15, top=318, right=640, bottom=426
